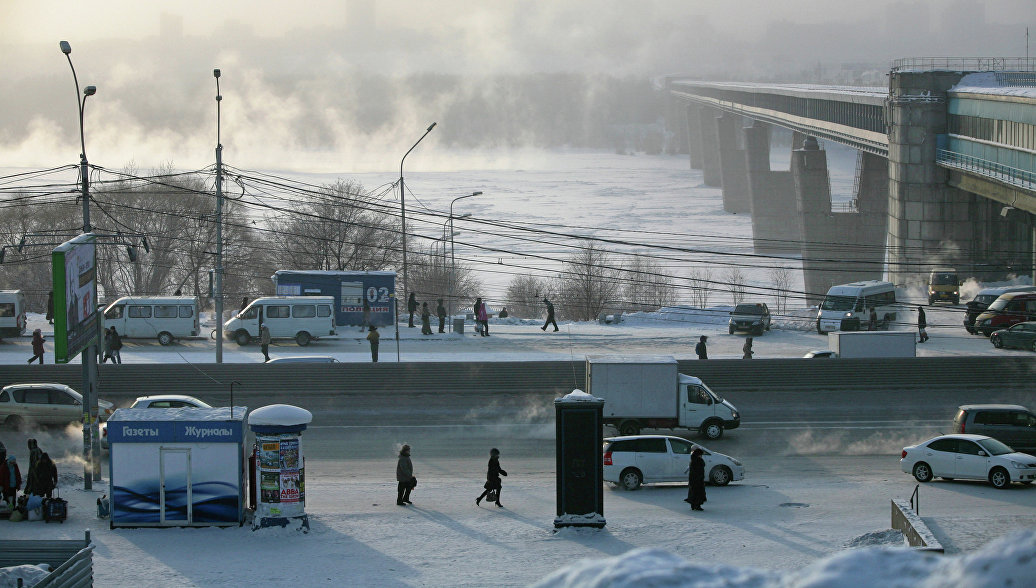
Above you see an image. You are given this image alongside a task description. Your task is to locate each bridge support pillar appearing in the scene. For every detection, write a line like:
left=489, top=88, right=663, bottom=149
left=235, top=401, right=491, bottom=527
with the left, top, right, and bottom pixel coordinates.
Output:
left=698, top=107, right=722, bottom=187
left=717, top=114, right=750, bottom=213
left=744, top=121, right=800, bottom=253
left=794, top=139, right=887, bottom=304
left=685, top=103, right=703, bottom=170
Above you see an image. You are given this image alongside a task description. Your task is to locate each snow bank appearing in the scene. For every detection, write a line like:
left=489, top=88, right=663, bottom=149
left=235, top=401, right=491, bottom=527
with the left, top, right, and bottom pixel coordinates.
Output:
left=531, top=529, right=1036, bottom=588
left=247, top=404, right=313, bottom=426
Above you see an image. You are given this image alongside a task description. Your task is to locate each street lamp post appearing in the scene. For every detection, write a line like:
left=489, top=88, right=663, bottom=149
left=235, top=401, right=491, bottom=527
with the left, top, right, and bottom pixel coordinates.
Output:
left=59, top=40, right=100, bottom=488
left=397, top=122, right=436, bottom=347
left=448, top=191, right=481, bottom=331
left=214, top=68, right=225, bottom=364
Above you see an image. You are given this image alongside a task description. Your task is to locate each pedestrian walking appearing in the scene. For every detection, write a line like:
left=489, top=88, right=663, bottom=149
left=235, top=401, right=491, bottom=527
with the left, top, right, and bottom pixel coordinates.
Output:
left=27, top=329, right=45, bottom=364
left=695, top=335, right=708, bottom=360
left=29, top=452, right=57, bottom=499
left=421, top=302, right=433, bottom=335
left=0, top=455, right=21, bottom=506
left=102, top=327, right=113, bottom=363
left=475, top=448, right=507, bottom=507
left=24, top=439, right=42, bottom=496
left=436, top=298, right=447, bottom=333
left=260, top=323, right=271, bottom=362
left=868, top=307, right=878, bottom=331
left=407, top=293, right=418, bottom=328
left=478, top=299, right=489, bottom=337
left=46, top=291, right=54, bottom=325
left=473, top=297, right=484, bottom=336
left=361, top=298, right=371, bottom=332
left=541, top=298, right=559, bottom=332
left=396, top=444, right=416, bottom=506
left=742, top=337, right=754, bottom=359
left=107, top=326, right=123, bottom=364
left=918, top=306, right=929, bottom=343
left=684, top=447, right=706, bottom=511
left=366, top=325, right=380, bottom=363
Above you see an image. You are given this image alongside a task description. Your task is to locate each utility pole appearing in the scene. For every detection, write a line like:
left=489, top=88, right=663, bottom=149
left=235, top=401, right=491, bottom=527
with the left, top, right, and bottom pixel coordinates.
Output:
left=214, top=69, right=224, bottom=363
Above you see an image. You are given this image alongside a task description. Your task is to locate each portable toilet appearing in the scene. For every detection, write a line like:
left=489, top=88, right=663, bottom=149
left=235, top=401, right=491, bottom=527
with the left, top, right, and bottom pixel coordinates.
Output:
left=107, top=406, right=248, bottom=528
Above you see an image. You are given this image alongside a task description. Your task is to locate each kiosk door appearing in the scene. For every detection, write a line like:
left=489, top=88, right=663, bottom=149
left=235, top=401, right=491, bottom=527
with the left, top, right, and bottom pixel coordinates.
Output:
left=160, top=448, right=192, bottom=524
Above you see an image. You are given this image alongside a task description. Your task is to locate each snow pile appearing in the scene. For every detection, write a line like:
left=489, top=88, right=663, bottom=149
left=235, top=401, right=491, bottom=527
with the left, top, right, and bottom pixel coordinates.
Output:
left=0, top=564, right=52, bottom=587
left=531, top=529, right=1036, bottom=588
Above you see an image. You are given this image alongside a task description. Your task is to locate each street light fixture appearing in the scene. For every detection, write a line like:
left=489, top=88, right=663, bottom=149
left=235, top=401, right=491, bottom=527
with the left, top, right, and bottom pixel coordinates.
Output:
left=213, top=68, right=225, bottom=364
left=397, top=121, right=436, bottom=347
left=448, top=191, right=481, bottom=331
left=60, top=40, right=95, bottom=232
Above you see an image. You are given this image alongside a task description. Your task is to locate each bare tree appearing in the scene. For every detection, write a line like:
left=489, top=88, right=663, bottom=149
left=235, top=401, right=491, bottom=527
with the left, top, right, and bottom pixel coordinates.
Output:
left=505, top=274, right=551, bottom=318
left=0, top=200, right=78, bottom=311
left=557, top=239, right=621, bottom=321
left=769, top=266, right=792, bottom=315
left=726, top=267, right=747, bottom=305
left=621, top=255, right=677, bottom=313
left=407, top=247, right=481, bottom=314
left=687, top=268, right=712, bottom=309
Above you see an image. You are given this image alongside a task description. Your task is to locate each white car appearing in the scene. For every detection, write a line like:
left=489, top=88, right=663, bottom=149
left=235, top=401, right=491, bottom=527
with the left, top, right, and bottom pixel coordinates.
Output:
left=0, top=383, right=114, bottom=430
left=900, top=434, right=1036, bottom=489
left=603, top=435, right=745, bottom=490
left=101, top=394, right=212, bottom=448
left=803, top=350, right=838, bottom=359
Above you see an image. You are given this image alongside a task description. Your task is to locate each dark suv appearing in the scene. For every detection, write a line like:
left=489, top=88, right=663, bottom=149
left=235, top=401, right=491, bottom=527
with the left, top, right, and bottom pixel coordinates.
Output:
left=728, top=303, right=771, bottom=335
left=964, top=286, right=1036, bottom=334
left=953, top=404, right=1036, bottom=453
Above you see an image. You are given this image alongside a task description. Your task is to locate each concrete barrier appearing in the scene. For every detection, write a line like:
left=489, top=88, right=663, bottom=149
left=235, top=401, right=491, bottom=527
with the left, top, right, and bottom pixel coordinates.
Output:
left=891, top=498, right=944, bottom=552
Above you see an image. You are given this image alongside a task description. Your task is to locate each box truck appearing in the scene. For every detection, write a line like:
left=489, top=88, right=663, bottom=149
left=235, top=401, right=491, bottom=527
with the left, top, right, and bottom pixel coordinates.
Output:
left=828, top=330, right=916, bottom=358
left=585, top=355, right=740, bottom=440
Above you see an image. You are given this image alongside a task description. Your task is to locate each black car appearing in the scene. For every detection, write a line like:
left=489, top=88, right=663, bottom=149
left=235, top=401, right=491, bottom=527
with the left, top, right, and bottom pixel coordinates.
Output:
left=964, top=286, right=1036, bottom=334
left=728, top=303, right=771, bottom=335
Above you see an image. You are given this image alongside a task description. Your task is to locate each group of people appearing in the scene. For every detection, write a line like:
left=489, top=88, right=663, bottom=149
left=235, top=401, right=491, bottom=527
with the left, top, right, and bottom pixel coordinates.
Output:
left=396, top=445, right=507, bottom=509
left=1, top=438, right=58, bottom=509
left=693, top=335, right=754, bottom=359
left=25, top=325, right=124, bottom=365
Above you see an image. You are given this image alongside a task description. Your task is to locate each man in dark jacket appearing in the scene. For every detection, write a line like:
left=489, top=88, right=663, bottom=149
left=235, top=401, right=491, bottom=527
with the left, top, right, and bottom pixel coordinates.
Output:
left=436, top=298, right=447, bottom=333
left=476, top=448, right=507, bottom=507
left=541, top=298, right=559, bottom=332
left=407, top=293, right=418, bottom=328
left=29, top=452, right=57, bottom=498
left=695, top=335, right=708, bottom=359
left=917, top=306, right=929, bottom=343
left=684, top=447, right=706, bottom=511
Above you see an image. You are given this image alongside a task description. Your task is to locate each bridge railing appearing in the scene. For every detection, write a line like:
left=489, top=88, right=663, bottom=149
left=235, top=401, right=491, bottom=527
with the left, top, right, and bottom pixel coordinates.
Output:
left=936, top=149, right=1036, bottom=191
left=892, top=57, right=1036, bottom=72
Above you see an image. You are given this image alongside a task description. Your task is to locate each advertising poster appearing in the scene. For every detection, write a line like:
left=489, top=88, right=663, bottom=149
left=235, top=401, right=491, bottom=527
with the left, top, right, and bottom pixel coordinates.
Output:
left=280, top=471, right=301, bottom=503
left=260, top=472, right=280, bottom=503
left=259, top=442, right=280, bottom=468
left=279, top=439, right=299, bottom=469
left=51, top=234, right=98, bottom=363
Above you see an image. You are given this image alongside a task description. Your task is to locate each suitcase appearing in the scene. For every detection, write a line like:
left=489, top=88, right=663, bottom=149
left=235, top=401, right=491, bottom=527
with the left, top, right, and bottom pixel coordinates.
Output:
left=44, top=491, right=68, bottom=524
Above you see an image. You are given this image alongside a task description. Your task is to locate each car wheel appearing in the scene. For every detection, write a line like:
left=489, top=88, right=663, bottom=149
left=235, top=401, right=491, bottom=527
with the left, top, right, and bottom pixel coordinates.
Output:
left=234, top=330, right=251, bottom=346
left=620, top=468, right=642, bottom=491
left=709, top=466, right=732, bottom=486
left=912, top=462, right=933, bottom=483
left=991, top=334, right=1003, bottom=348
left=296, top=331, right=312, bottom=346
left=989, top=467, right=1010, bottom=489
left=619, top=421, right=641, bottom=436
left=5, top=415, right=25, bottom=431
left=701, top=420, right=723, bottom=440
left=158, top=331, right=174, bottom=346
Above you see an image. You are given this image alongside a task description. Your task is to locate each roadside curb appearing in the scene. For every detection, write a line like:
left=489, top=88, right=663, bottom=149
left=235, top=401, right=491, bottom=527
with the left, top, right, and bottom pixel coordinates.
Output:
left=891, top=498, right=944, bottom=552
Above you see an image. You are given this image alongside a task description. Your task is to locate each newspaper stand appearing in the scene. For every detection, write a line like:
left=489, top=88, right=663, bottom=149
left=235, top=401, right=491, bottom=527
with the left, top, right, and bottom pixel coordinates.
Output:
left=248, top=404, right=312, bottom=531
left=554, top=390, right=606, bottom=528
left=108, top=406, right=248, bottom=528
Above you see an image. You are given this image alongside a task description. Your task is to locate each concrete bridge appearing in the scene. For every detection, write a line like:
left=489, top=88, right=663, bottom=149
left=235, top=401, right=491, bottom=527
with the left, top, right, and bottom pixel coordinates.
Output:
left=666, top=57, right=1036, bottom=300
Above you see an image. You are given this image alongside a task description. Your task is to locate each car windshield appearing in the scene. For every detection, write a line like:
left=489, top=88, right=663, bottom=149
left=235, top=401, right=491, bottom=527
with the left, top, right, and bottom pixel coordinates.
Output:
left=733, top=304, right=764, bottom=315
left=820, top=295, right=855, bottom=311
left=974, top=295, right=998, bottom=305
left=977, top=437, right=1014, bottom=456
left=931, top=273, right=957, bottom=285
left=987, top=298, right=1010, bottom=311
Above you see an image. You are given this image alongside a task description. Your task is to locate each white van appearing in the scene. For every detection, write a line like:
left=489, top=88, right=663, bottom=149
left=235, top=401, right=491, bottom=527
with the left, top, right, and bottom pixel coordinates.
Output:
left=102, top=296, right=200, bottom=345
left=223, top=296, right=335, bottom=347
left=816, top=280, right=898, bottom=334
left=0, top=290, right=27, bottom=338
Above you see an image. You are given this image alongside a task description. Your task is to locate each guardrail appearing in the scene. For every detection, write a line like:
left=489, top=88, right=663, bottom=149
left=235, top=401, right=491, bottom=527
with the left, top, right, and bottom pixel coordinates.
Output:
left=0, top=529, right=93, bottom=587
left=936, top=149, right=1036, bottom=191
left=892, top=57, right=1036, bottom=72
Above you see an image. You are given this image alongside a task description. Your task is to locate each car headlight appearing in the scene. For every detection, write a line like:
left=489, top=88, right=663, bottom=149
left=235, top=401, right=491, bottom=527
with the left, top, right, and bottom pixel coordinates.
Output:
left=731, top=411, right=739, bottom=419
left=1011, top=461, right=1027, bottom=469
left=844, top=312, right=853, bottom=318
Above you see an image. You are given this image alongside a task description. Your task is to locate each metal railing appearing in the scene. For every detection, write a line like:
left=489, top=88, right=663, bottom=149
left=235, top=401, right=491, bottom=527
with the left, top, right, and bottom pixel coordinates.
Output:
left=909, top=484, right=920, bottom=515
left=892, top=57, right=1036, bottom=72
left=936, top=148, right=1036, bottom=191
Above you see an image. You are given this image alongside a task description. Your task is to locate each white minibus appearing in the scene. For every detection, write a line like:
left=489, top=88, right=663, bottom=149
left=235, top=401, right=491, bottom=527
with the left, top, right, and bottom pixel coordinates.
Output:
left=223, top=296, right=335, bottom=346
left=0, top=290, right=27, bottom=338
left=102, top=296, right=200, bottom=345
left=816, top=280, right=899, bottom=334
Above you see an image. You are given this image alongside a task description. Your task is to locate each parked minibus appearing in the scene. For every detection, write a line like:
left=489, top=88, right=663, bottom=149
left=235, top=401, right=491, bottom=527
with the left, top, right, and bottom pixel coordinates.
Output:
left=223, top=296, right=336, bottom=346
left=0, top=290, right=27, bottom=338
left=101, top=296, right=200, bottom=345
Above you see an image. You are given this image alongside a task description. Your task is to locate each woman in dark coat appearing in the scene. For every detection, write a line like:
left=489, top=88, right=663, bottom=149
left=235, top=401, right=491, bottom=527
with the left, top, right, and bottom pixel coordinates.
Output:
left=421, top=302, right=433, bottom=335
left=27, top=329, right=45, bottom=364
left=0, top=455, right=21, bottom=505
left=407, top=293, right=418, bottom=328
left=685, top=447, right=706, bottom=511
left=476, top=448, right=507, bottom=507
left=396, top=444, right=415, bottom=505
left=30, top=452, right=57, bottom=498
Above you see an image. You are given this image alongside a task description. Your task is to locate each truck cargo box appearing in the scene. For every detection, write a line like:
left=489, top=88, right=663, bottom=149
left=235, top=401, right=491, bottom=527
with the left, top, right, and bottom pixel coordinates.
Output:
left=586, top=355, right=678, bottom=419
left=829, top=330, right=916, bottom=358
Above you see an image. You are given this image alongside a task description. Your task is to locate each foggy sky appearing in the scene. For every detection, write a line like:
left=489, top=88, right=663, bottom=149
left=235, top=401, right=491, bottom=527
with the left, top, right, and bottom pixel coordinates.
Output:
left=1, top=0, right=1032, bottom=171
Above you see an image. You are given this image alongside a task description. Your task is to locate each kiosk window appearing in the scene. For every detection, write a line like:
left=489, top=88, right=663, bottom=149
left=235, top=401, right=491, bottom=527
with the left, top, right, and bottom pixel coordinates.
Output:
left=128, top=306, right=152, bottom=319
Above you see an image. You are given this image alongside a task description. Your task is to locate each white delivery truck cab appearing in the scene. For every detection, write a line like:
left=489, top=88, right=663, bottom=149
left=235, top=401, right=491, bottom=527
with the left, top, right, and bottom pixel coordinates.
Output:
left=816, top=280, right=898, bottom=334
left=0, top=290, right=27, bottom=338
left=101, top=296, right=200, bottom=345
left=224, top=296, right=335, bottom=346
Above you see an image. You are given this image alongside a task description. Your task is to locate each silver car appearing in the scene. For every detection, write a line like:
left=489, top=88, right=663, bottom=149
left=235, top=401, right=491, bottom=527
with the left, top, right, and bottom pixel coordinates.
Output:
left=901, top=434, right=1036, bottom=489
left=0, top=383, right=114, bottom=430
left=603, top=435, right=745, bottom=490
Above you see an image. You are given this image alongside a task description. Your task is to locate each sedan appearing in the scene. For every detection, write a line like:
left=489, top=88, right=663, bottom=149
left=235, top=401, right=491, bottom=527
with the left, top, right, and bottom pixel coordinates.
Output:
left=901, top=434, right=1036, bottom=489
left=101, top=394, right=212, bottom=448
left=990, top=321, right=1036, bottom=352
left=0, top=383, right=114, bottom=430
left=603, top=435, right=744, bottom=490
left=803, top=350, right=838, bottom=359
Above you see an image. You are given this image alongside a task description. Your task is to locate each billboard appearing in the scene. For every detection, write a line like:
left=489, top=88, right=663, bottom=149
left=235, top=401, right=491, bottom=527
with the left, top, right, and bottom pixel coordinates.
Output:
left=52, top=233, right=98, bottom=363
